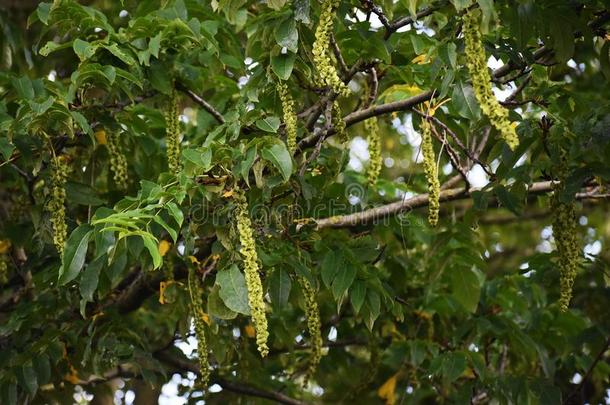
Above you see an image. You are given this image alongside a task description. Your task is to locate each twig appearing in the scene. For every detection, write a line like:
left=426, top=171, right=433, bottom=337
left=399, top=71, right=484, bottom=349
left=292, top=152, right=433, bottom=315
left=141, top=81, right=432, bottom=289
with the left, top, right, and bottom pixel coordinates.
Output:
left=330, top=33, right=349, bottom=78
left=298, top=90, right=435, bottom=150
left=413, top=110, right=494, bottom=178
left=384, top=2, right=446, bottom=39
left=567, top=337, right=610, bottom=401
left=360, top=0, right=391, bottom=31
left=429, top=121, right=469, bottom=187
left=365, top=67, right=378, bottom=109
left=175, top=83, right=225, bottom=124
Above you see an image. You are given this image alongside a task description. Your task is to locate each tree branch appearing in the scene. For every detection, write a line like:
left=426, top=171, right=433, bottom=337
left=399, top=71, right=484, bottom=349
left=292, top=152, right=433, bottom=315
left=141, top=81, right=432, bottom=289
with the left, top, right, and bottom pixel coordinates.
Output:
left=154, top=350, right=306, bottom=405
left=384, top=2, right=447, bottom=39
left=176, top=83, right=225, bottom=124
left=313, top=181, right=609, bottom=230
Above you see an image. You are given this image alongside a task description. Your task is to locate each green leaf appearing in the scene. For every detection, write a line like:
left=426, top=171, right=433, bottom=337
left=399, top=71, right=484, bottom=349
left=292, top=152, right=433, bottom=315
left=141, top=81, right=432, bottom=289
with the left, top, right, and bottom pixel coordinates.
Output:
left=0, top=138, right=15, bottom=161
left=28, top=96, right=54, bottom=115
left=260, top=141, right=293, bottom=182
left=182, top=148, right=212, bottom=170
left=241, top=146, right=257, bottom=186
left=149, top=33, right=162, bottom=59
left=441, top=351, right=467, bottom=382
left=13, top=77, right=34, bottom=100
left=363, top=289, right=381, bottom=330
left=70, top=111, right=93, bottom=139
left=216, top=264, right=251, bottom=315
left=275, top=18, right=298, bottom=52
left=32, top=355, right=51, bottom=386
left=36, top=2, right=52, bottom=25
left=166, top=202, right=184, bottom=228
left=65, top=181, right=106, bottom=206
left=153, top=215, right=178, bottom=242
left=256, top=116, right=281, bottom=133
left=271, top=52, right=296, bottom=80
left=18, top=362, right=37, bottom=395
left=494, top=185, right=523, bottom=215
left=141, top=233, right=162, bottom=269
left=59, top=224, right=93, bottom=286
left=269, top=268, right=291, bottom=307
left=449, top=267, right=481, bottom=313
left=267, top=0, right=287, bottom=10
left=452, top=81, right=480, bottom=120
left=321, top=250, right=342, bottom=288
left=350, top=281, right=366, bottom=314
left=207, top=285, right=238, bottom=319
left=80, top=254, right=105, bottom=302
left=331, top=262, right=356, bottom=300
left=73, top=38, right=97, bottom=61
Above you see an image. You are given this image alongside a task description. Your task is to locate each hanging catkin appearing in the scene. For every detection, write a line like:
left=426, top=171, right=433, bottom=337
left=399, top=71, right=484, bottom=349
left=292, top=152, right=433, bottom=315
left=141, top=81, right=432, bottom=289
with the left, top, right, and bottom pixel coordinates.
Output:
left=165, top=88, right=182, bottom=174
left=106, top=131, right=128, bottom=189
left=234, top=188, right=269, bottom=357
left=188, top=266, right=211, bottom=388
left=278, top=81, right=298, bottom=155
left=312, top=0, right=350, bottom=96
left=551, top=150, right=580, bottom=311
left=48, top=155, right=69, bottom=256
left=463, top=9, right=519, bottom=150
left=365, top=117, right=382, bottom=186
left=421, top=120, right=440, bottom=226
left=298, top=277, right=323, bottom=385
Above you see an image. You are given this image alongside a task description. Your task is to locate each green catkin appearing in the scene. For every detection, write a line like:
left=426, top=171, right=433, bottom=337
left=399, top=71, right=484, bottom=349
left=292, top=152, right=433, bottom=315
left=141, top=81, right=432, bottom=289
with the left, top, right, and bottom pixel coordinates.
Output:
left=188, top=266, right=210, bottom=388
left=106, top=132, right=128, bottom=189
left=165, top=88, right=182, bottom=174
left=551, top=150, right=580, bottom=311
left=462, top=9, right=519, bottom=150
left=332, top=101, right=347, bottom=141
left=365, top=117, right=382, bottom=186
left=421, top=120, right=440, bottom=227
left=234, top=188, right=269, bottom=357
left=0, top=256, right=8, bottom=285
left=298, top=277, right=323, bottom=386
left=278, top=81, right=298, bottom=155
left=312, top=0, right=350, bottom=96
left=48, top=156, right=69, bottom=256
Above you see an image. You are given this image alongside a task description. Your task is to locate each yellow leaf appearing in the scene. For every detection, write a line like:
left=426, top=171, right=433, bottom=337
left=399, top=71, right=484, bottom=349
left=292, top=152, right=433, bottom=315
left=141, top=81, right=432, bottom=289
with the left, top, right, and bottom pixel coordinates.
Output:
left=201, top=312, right=211, bottom=326
left=423, top=98, right=451, bottom=116
left=414, top=309, right=432, bottom=320
left=92, top=311, right=105, bottom=321
left=0, top=240, right=11, bottom=254
left=159, top=281, right=170, bottom=304
left=158, top=240, right=171, bottom=257
left=377, top=373, right=398, bottom=405
left=64, top=364, right=80, bottom=384
left=411, top=54, right=429, bottom=65
left=188, top=255, right=200, bottom=265
left=244, top=324, right=256, bottom=338
left=379, top=84, right=424, bottom=104
left=222, top=189, right=234, bottom=198
left=462, top=367, right=476, bottom=379
left=94, top=129, right=107, bottom=145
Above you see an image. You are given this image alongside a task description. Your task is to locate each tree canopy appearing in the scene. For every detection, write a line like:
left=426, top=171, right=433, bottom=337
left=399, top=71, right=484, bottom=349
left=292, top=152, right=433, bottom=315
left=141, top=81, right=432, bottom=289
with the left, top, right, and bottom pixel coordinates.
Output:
left=1, top=0, right=609, bottom=404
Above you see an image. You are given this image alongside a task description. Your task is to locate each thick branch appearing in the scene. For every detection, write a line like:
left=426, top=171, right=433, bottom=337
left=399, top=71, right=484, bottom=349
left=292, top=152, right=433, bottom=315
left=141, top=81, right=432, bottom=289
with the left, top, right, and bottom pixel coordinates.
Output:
left=315, top=181, right=604, bottom=229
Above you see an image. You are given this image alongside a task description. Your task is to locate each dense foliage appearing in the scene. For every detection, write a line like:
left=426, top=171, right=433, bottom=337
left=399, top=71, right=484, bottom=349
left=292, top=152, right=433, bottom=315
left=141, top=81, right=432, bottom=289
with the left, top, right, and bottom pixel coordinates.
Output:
left=1, top=0, right=609, bottom=404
